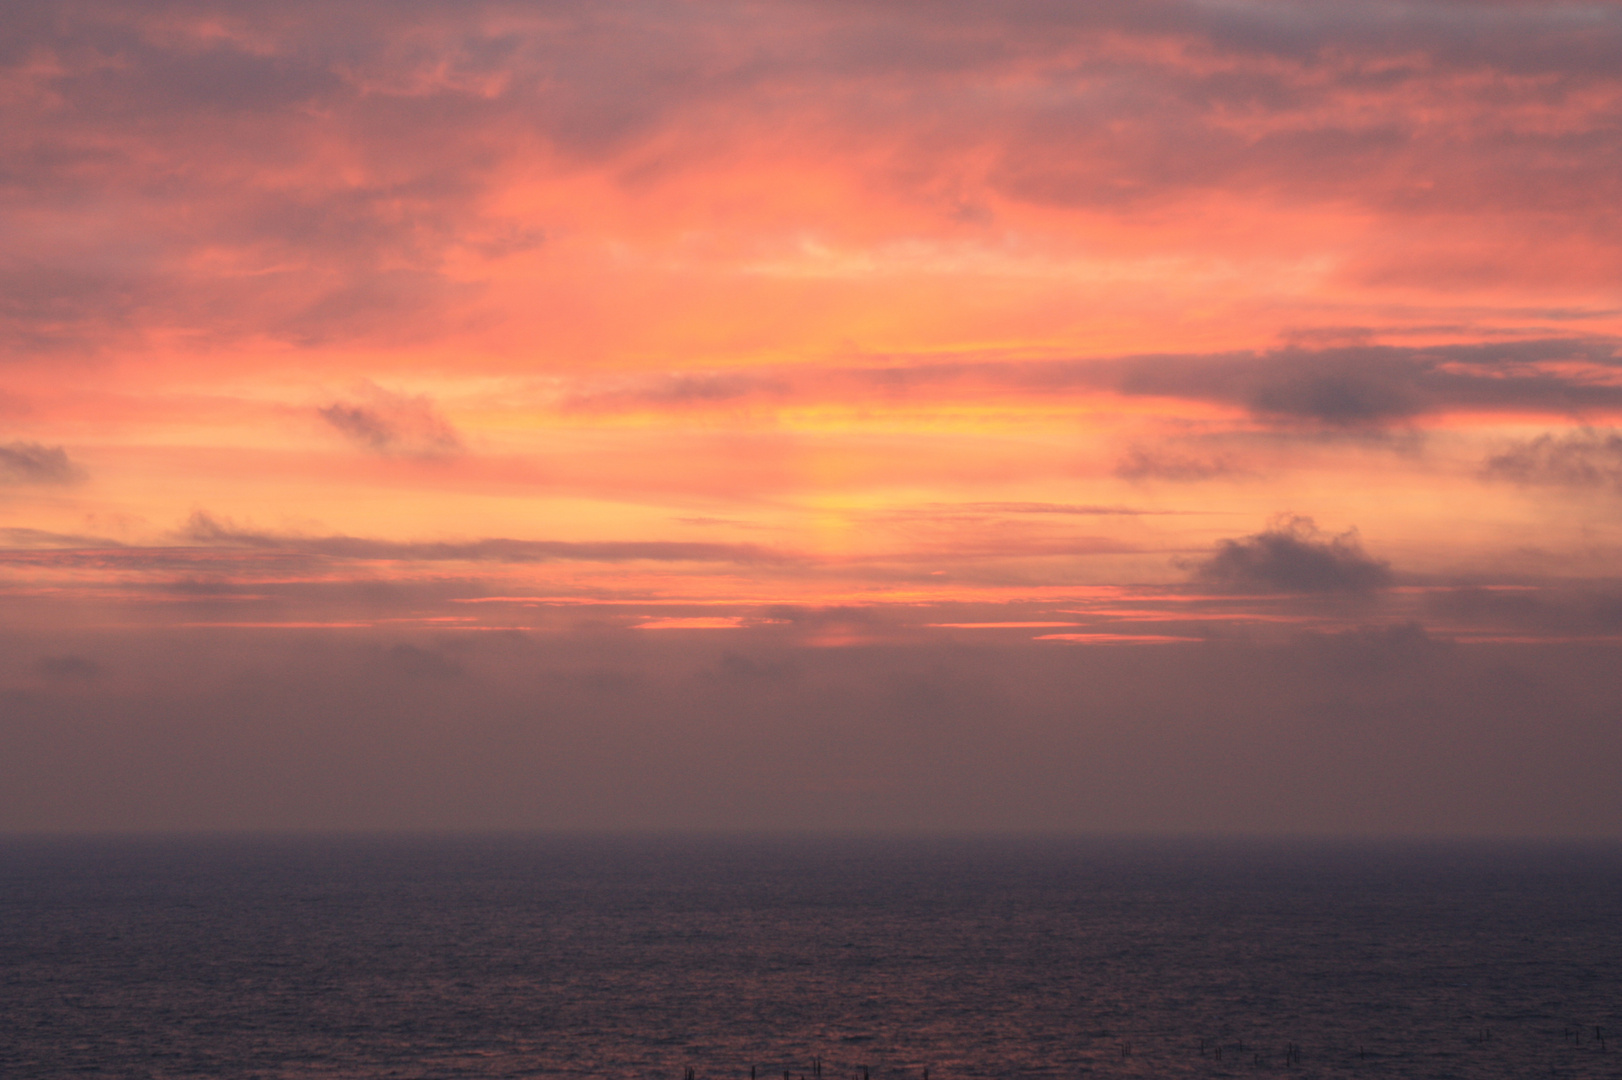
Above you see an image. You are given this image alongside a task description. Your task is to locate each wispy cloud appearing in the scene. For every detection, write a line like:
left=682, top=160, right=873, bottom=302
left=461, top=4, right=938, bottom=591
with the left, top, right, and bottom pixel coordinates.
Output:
left=318, top=384, right=464, bottom=458
left=1115, top=446, right=1241, bottom=482
left=1484, top=428, right=1622, bottom=492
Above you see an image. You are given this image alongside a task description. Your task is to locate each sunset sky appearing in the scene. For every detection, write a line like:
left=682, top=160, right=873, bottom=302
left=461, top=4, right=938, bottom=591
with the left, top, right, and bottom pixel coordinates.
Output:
left=3, top=0, right=1620, bottom=835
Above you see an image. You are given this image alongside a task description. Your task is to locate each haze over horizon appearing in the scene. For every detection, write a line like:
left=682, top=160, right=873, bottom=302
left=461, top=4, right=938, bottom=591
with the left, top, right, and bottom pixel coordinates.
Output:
left=2, top=0, right=1620, bottom=837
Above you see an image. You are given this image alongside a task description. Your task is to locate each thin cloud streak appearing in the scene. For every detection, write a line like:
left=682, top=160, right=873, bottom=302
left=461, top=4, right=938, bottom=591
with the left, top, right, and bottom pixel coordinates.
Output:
left=547, top=339, right=1622, bottom=426
left=179, top=512, right=791, bottom=565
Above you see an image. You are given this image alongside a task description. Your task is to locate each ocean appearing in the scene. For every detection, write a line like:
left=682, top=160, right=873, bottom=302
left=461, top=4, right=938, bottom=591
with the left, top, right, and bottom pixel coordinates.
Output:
left=1, top=835, right=1618, bottom=1079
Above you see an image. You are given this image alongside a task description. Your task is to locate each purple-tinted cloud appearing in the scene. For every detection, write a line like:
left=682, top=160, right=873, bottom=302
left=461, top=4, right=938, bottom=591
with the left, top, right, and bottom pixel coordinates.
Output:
left=0, top=442, right=85, bottom=484
left=1484, top=428, right=1622, bottom=492
left=1191, top=515, right=1393, bottom=593
left=3, top=1, right=1619, bottom=355
left=319, top=384, right=464, bottom=458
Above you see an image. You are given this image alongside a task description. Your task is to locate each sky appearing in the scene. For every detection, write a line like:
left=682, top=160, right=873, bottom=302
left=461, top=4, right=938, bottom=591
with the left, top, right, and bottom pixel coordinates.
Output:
left=2, top=0, right=1621, bottom=836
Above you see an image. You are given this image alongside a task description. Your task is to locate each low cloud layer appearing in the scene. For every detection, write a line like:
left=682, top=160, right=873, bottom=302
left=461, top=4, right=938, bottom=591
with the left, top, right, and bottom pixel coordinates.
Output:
left=0, top=625, right=1617, bottom=835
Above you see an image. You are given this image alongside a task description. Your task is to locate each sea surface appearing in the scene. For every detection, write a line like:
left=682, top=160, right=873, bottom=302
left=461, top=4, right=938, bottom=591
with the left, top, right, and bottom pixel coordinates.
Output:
left=1, top=835, right=1619, bottom=1080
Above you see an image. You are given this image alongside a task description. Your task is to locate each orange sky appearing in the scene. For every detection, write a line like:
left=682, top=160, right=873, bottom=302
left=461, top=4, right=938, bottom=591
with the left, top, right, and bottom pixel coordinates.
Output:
left=2, top=1, right=1621, bottom=833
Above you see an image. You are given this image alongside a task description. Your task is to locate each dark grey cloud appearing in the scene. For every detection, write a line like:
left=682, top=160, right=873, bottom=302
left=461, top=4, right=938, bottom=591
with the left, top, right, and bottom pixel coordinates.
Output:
left=1191, top=515, right=1393, bottom=593
left=318, top=384, right=464, bottom=458
left=0, top=442, right=85, bottom=484
left=1483, top=428, right=1622, bottom=491
left=1109, top=339, right=1622, bottom=427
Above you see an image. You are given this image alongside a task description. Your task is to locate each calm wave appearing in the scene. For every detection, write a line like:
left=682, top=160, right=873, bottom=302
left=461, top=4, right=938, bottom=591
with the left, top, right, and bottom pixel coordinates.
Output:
left=2, top=836, right=1619, bottom=1079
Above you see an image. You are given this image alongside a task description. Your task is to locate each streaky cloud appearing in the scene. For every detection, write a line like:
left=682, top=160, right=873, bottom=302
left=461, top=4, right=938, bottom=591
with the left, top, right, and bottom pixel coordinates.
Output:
left=180, top=511, right=791, bottom=565
left=910, top=501, right=1188, bottom=516
left=0, top=527, right=121, bottom=548
left=538, top=338, right=1622, bottom=429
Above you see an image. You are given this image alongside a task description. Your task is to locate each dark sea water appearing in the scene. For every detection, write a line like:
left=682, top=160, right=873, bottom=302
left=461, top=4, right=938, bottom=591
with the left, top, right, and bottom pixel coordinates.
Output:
left=1, top=836, right=1619, bottom=1080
